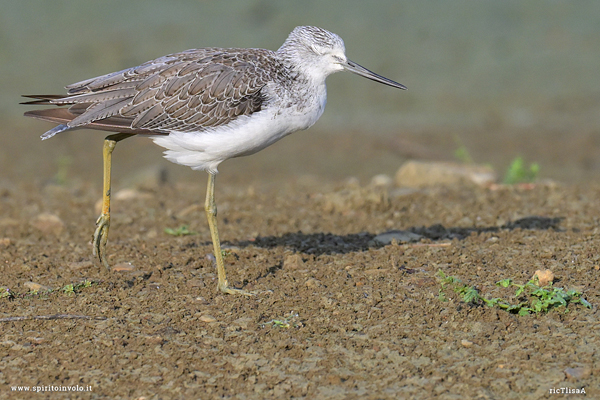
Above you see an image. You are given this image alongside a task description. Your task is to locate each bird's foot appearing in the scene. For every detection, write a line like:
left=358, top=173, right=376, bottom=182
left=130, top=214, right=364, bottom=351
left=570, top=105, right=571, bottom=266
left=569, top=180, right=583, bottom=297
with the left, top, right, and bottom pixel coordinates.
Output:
left=218, top=280, right=256, bottom=296
left=92, top=213, right=111, bottom=270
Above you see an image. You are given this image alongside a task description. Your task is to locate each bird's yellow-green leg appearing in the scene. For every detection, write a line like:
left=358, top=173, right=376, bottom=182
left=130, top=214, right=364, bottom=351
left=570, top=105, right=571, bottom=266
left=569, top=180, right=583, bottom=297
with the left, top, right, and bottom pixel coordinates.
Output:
left=205, top=172, right=254, bottom=296
left=93, top=133, right=134, bottom=270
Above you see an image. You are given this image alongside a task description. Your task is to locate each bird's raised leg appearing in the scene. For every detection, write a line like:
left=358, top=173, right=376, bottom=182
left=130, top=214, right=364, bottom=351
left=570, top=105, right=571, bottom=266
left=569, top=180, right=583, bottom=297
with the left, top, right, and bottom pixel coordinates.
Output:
left=93, top=133, right=134, bottom=270
left=205, top=172, right=254, bottom=296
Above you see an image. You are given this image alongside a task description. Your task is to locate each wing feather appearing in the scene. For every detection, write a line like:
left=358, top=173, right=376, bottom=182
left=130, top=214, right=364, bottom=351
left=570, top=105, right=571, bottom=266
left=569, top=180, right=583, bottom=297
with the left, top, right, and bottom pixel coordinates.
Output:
left=26, top=48, right=278, bottom=136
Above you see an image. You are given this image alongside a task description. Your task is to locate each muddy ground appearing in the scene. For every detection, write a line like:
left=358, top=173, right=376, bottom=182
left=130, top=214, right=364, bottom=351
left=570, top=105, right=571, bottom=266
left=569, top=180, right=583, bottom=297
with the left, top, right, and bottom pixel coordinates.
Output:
left=1, top=128, right=599, bottom=399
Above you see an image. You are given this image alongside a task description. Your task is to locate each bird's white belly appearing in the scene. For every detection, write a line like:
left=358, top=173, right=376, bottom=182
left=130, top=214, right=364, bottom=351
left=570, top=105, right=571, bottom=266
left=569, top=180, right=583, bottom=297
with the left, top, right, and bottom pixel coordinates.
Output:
left=152, top=103, right=324, bottom=173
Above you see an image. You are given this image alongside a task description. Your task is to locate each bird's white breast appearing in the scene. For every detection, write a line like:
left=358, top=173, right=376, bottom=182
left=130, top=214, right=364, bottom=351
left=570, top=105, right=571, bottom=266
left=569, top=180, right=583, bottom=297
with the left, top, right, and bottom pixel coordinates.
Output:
left=152, top=82, right=327, bottom=173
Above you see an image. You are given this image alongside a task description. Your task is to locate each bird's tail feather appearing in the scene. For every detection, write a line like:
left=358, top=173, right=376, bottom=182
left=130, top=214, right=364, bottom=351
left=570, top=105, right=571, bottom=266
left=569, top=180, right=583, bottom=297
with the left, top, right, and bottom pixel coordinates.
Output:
left=41, top=124, right=70, bottom=140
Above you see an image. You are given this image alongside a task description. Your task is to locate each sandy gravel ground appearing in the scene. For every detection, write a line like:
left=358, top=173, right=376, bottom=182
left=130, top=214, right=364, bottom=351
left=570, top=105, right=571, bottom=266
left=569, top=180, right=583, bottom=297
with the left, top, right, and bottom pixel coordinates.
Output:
left=1, top=142, right=598, bottom=399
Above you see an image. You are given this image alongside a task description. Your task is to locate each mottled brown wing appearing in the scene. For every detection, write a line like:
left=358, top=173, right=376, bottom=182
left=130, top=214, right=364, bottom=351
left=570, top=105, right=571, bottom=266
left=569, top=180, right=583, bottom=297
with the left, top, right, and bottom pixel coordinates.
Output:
left=52, top=48, right=276, bottom=132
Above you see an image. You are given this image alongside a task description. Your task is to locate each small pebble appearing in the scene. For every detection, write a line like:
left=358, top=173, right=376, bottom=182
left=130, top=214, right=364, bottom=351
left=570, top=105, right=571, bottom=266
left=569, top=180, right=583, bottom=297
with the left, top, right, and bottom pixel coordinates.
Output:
left=146, top=229, right=158, bottom=239
left=30, top=213, right=65, bottom=235
left=112, top=262, right=136, bottom=272
left=199, top=315, right=217, bottom=323
left=145, top=335, right=165, bottom=345
left=283, top=254, right=304, bottom=269
left=395, top=160, right=497, bottom=188
left=533, top=269, right=554, bottom=286
left=564, top=367, right=591, bottom=380
left=114, top=188, right=152, bottom=201
left=23, top=281, right=53, bottom=292
left=370, top=174, right=393, bottom=188
left=461, top=339, right=474, bottom=348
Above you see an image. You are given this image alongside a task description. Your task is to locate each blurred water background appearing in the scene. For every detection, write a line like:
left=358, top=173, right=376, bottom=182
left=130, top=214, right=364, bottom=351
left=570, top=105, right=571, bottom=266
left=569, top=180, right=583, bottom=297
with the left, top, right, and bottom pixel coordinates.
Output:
left=1, top=0, right=600, bottom=185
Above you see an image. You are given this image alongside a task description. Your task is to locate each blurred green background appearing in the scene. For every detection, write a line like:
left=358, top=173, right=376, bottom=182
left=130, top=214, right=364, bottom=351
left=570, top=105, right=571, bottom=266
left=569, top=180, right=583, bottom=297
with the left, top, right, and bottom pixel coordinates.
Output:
left=2, top=0, right=600, bottom=185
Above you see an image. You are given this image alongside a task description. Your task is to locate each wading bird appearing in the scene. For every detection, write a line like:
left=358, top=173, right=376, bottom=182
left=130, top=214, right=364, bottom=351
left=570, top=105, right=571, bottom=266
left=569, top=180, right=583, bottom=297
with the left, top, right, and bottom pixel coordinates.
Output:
left=23, top=26, right=406, bottom=295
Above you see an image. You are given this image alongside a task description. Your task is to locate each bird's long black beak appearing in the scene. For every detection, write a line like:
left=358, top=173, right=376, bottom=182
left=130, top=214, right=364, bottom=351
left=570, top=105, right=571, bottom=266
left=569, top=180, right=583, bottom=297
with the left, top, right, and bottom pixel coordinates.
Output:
left=343, top=59, right=407, bottom=90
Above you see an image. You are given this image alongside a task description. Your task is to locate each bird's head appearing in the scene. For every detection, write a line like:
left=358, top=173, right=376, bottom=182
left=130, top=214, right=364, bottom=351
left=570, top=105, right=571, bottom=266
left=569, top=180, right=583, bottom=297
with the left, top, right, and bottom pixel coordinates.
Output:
left=278, top=26, right=406, bottom=90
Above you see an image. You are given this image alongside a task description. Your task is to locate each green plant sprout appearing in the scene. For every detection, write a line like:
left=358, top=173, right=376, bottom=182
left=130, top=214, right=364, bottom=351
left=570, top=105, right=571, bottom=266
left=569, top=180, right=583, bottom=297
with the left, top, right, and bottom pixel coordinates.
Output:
left=503, top=157, right=540, bottom=184
left=0, top=280, right=97, bottom=300
left=454, top=145, right=474, bottom=164
left=62, top=284, right=75, bottom=295
left=61, top=279, right=94, bottom=296
left=0, top=287, right=14, bottom=299
left=437, top=270, right=591, bottom=315
left=262, top=311, right=302, bottom=329
left=453, top=136, right=474, bottom=164
left=164, top=225, right=198, bottom=236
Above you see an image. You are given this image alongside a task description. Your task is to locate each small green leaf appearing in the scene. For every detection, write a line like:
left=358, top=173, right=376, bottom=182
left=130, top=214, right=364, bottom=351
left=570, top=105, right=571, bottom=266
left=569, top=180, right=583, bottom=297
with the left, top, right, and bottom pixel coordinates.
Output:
left=515, top=286, right=525, bottom=297
left=164, top=225, right=198, bottom=236
left=504, top=157, right=540, bottom=184
left=518, top=308, right=531, bottom=316
left=496, top=279, right=512, bottom=288
left=454, top=145, right=474, bottom=164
